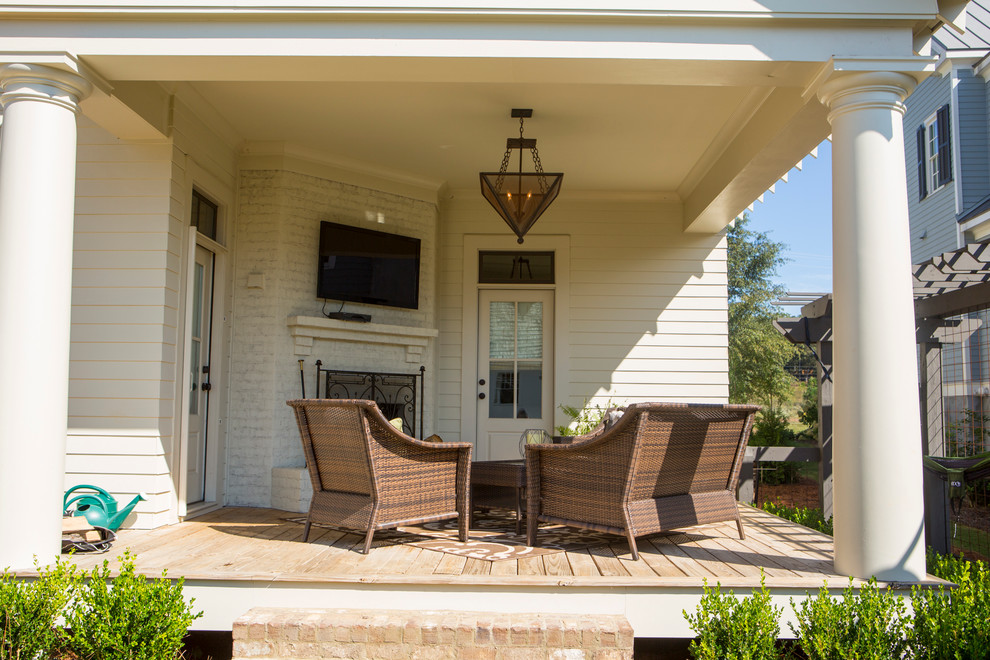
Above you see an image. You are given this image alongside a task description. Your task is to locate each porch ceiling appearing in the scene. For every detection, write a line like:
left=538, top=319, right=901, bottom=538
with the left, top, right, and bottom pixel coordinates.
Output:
left=188, top=79, right=765, bottom=194
left=23, top=1, right=935, bottom=230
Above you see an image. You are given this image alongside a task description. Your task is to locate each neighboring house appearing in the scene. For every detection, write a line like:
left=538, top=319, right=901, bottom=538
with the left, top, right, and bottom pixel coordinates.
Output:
left=905, top=1, right=990, bottom=455
left=907, top=0, right=990, bottom=260
left=0, top=2, right=966, bottom=591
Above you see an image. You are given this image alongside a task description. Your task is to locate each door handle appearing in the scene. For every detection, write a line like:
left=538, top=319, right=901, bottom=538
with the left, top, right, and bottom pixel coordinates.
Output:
left=202, top=382, right=212, bottom=392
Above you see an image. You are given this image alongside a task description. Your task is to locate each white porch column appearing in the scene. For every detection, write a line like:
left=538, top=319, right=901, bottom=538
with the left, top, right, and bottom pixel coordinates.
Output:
left=818, top=71, right=926, bottom=581
left=0, top=63, right=91, bottom=570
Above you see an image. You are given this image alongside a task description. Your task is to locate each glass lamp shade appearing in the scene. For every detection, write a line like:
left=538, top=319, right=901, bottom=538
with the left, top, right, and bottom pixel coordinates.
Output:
left=480, top=171, right=563, bottom=243
left=519, top=428, right=552, bottom=457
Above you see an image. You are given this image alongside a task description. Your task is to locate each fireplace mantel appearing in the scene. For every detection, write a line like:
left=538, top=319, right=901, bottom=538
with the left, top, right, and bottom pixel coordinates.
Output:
left=287, top=315, right=438, bottom=362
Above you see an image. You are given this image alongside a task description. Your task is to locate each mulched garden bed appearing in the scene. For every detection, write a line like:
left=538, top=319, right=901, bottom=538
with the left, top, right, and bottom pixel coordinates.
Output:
left=757, top=477, right=821, bottom=509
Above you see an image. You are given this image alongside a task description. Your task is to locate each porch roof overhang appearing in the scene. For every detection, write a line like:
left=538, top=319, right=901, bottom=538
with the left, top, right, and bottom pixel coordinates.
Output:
left=0, top=1, right=946, bottom=235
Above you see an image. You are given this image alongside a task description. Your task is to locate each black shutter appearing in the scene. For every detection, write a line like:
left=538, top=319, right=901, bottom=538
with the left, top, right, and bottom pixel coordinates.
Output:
left=937, top=104, right=952, bottom=187
left=917, top=124, right=928, bottom=200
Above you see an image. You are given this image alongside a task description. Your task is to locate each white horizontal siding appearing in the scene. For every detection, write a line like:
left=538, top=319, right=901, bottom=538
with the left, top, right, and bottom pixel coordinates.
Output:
left=438, top=196, right=729, bottom=442
left=68, top=117, right=181, bottom=528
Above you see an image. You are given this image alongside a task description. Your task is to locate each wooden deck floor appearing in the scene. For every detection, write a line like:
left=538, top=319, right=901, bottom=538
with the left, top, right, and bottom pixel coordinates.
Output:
left=61, top=505, right=841, bottom=587
left=48, top=505, right=937, bottom=637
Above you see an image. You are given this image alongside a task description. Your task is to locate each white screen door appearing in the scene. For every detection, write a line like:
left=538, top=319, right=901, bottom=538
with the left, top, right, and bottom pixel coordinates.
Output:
left=186, top=244, right=215, bottom=504
left=477, top=290, right=554, bottom=460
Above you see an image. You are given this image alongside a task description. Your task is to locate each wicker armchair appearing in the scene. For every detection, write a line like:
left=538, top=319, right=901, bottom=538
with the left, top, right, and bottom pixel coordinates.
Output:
left=287, top=399, right=472, bottom=553
left=526, top=402, right=759, bottom=560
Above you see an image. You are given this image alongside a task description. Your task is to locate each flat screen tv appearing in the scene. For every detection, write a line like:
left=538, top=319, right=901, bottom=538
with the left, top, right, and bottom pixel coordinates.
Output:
left=317, top=221, right=421, bottom=309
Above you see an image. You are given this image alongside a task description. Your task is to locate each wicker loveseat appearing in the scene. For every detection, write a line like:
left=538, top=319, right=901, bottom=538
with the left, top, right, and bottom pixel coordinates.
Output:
left=287, top=398, right=472, bottom=553
left=525, top=402, right=759, bottom=560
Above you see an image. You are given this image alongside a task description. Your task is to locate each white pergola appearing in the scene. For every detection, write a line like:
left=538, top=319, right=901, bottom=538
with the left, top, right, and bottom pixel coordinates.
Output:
left=0, top=1, right=967, bottom=580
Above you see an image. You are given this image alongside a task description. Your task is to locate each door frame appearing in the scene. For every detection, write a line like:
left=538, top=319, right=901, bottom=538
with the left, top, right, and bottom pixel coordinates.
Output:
left=460, top=234, right=570, bottom=459
left=175, top=163, right=232, bottom=519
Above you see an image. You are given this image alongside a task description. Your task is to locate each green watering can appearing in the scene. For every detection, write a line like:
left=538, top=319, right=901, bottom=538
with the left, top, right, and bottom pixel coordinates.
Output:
left=63, top=485, right=146, bottom=531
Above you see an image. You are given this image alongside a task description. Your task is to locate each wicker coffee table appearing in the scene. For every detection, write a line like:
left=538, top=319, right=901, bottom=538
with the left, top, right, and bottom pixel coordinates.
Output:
left=471, top=460, right=526, bottom=534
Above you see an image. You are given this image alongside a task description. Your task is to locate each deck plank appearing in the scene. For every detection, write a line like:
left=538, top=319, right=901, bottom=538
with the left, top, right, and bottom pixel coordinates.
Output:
left=463, top=558, right=493, bottom=576
left=517, top=556, right=546, bottom=576
left=612, top=545, right=664, bottom=577
left=489, top=559, right=518, bottom=576
left=634, top=536, right=689, bottom=577
left=434, top=553, right=469, bottom=575
left=588, top=545, right=629, bottom=577
left=542, top=550, right=573, bottom=577
left=646, top=536, right=718, bottom=578
left=403, top=545, right=447, bottom=575
left=566, top=549, right=602, bottom=577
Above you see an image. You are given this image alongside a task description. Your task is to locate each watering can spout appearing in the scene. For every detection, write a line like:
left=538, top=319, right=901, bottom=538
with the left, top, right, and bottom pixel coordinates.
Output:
left=108, top=492, right=146, bottom=530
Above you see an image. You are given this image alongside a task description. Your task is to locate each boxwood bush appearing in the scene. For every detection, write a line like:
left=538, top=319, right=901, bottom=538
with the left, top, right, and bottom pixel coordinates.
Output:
left=683, top=554, right=990, bottom=660
left=1, top=551, right=200, bottom=660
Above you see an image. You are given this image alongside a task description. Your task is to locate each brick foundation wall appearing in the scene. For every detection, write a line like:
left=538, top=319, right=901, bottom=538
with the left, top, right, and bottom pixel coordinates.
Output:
left=232, top=608, right=633, bottom=660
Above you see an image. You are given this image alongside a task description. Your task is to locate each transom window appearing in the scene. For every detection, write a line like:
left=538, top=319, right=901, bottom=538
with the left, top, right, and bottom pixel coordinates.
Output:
left=478, top=251, right=554, bottom=284
left=191, top=189, right=219, bottom=241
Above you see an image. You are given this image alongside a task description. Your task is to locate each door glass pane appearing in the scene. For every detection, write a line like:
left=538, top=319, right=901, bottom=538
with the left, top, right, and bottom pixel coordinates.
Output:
left=489, top=302, right=515, bottom=359
left=517, top=361, right=542, bottom=419
left=189, top=339, right=200, bottom=415
left=517, top=302, right=542, bottom=359
left=192, top=263, right=204, bottom=339
left=489, top=360, right=515, bottom=418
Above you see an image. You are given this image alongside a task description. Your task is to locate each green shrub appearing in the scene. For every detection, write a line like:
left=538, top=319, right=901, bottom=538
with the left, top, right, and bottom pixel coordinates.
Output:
left=65, top=550, right=201, bottom=660
left=0, top=559, right=78, bottom=660
left=683, top=574, right=781, bottom=660
left=911, top=552, right=990, bottom=659
left=790, top=578, right=910, bottom=660
left=751, top=405, right=797, bottom=447
left=760, top=501, right=833, bottom=536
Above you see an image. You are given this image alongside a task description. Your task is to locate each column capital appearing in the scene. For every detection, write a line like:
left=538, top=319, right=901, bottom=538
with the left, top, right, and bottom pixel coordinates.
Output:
left=817, top=71, right=917, bottom=123
left=0, top=62, right=93, bottom=114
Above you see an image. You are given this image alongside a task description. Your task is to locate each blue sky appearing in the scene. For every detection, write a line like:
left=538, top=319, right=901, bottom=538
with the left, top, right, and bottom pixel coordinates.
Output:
left=745, top=139, right=833, bottom=294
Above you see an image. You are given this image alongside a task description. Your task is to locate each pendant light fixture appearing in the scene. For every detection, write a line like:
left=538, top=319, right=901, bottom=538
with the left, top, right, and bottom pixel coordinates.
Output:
left=479, top=109, right=563, bottom=244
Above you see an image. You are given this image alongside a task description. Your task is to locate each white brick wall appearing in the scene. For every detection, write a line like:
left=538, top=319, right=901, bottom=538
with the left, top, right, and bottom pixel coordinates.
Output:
left=270, top=466, right=312, bottom=513
left=227, top=169, right=439, bottom=507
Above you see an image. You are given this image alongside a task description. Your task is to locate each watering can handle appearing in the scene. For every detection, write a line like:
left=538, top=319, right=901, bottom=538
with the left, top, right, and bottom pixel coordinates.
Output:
left=63, top=484, right=114, bottom=509
left=64, top=494, right=110, bottom=513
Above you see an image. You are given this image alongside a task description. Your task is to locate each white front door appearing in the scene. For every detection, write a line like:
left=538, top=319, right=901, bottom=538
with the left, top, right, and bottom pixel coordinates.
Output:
left=186, top=244, right=215, bottom=504
left=477, top=289, right=554, bottom=460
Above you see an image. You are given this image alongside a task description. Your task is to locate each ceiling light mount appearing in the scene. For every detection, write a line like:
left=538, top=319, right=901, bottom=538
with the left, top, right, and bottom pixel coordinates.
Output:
left=480, top=108, right=563, bottom=244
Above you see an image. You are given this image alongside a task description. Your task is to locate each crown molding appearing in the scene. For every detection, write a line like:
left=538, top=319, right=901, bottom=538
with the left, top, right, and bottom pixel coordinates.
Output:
left=240, top=141, right=443, bottom=204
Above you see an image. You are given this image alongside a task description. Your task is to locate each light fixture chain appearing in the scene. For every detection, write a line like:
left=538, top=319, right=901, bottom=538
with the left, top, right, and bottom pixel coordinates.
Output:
left=495, top=148, right=512, bottom=192
left=531, top=148, right=548, bottom=194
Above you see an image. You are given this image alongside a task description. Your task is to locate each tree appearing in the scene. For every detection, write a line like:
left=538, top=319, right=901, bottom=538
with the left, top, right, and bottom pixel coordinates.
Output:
left=727, top=214, right=798, bottom=408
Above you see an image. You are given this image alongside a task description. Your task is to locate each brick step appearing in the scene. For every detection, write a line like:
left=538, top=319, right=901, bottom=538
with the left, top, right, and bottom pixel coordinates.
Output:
left=232, top=607, right=633, bottom=660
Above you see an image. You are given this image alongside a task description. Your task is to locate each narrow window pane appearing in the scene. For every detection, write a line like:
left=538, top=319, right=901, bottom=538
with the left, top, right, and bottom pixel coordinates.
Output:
left=479, top=251, right=554, bottom=284
left=517, top=302, right=543, bottom=359
left=189, top=339, right=200, bottom=415
left=516, top=361, right=542, bottom=419
left=489, top=360, right=515, bottom=418
left=191, top=190, right=219, bottom=241
left=489, top=302, right=516, bottom=359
